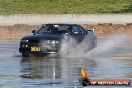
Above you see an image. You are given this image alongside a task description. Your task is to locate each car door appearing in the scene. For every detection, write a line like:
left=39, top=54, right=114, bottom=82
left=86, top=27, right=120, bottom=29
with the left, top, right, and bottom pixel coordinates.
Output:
left=71, top=25, right=84, bottom=42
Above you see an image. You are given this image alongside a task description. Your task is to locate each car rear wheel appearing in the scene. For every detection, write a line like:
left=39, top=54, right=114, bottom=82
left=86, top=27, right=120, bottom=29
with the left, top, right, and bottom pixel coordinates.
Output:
left=22, top=53, right=29, bottom=57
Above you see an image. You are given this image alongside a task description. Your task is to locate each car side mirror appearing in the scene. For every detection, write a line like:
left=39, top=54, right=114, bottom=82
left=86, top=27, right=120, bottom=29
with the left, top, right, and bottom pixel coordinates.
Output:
left=32, top=30, right=36, bottom=34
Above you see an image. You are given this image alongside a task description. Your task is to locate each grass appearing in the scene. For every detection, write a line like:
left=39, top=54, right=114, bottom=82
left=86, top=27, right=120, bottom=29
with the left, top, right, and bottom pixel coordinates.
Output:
left=0, top=0, right=132, bottom=14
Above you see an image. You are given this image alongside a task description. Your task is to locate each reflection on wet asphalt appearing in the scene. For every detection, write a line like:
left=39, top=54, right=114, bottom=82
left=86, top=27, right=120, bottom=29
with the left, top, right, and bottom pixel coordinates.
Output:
left=20, top=57, right=62, bottom=79
left=0, top=40, right=132, bottom=88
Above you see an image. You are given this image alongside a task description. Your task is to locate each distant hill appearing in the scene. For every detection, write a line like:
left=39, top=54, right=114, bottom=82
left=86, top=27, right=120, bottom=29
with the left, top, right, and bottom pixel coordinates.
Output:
left=0, top=0, right=132, bottom=14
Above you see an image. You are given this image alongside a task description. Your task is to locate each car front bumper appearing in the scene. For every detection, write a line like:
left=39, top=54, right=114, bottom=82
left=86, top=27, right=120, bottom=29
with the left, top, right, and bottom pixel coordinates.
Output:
left=19, top=39, right=60, bottom=54
left=19, top=47, right=58, bottom=54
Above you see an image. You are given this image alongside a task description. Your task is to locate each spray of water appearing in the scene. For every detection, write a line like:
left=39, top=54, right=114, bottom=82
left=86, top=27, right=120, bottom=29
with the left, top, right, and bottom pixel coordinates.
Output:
left=60, top=32, right=130, bottom=58
left=58, top=32, right=130, bottom=83
left=59, top=34, right=93, bottom=57
left=87, top=32, right=129, bottom=57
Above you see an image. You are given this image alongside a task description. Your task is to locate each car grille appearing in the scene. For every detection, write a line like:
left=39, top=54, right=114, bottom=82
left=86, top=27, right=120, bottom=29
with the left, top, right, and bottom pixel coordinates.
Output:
left=20, top=40, right=40, bottom=48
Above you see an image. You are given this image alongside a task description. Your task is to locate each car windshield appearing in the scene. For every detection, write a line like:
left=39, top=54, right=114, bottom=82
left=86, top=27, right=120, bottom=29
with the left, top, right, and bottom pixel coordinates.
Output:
left=36, top=24, right=71, bottom=34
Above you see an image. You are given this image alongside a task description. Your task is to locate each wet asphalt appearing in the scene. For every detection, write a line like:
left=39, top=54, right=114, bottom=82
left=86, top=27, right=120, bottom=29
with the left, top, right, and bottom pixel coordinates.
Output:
left=0, top=39, right=132, bottom=88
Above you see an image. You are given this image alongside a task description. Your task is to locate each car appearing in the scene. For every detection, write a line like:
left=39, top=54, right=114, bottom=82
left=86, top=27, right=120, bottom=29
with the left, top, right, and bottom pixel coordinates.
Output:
left=19, top=23, right=97, bottom=57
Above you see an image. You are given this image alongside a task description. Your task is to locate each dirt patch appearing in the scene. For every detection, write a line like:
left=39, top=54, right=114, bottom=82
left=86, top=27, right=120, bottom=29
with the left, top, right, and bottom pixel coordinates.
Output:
left=0, top=24, right=132, bottom=40
left=82, top=24, right=132, bottom=37
left=0, top=24, right=40, bottom=40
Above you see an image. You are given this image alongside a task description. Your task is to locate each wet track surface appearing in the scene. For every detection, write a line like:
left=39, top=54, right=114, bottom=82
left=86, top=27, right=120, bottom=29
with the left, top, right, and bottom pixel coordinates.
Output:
left=0, top=37, right=132, bottom=88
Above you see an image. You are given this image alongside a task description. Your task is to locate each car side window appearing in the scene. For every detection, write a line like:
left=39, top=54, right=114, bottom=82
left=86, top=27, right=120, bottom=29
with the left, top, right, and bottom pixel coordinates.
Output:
left=72, top=26, right=81, bottom=34
left=78, top=26, right=87, bottom=34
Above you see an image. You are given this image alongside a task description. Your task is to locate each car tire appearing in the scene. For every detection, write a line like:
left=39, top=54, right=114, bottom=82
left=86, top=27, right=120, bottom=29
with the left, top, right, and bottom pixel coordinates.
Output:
left=22, top=53, right=29, bottom=57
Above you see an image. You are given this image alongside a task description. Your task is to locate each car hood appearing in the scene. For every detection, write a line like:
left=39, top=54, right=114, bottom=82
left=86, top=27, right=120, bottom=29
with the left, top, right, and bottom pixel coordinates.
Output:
left=21, top=33, right=64, bottom=40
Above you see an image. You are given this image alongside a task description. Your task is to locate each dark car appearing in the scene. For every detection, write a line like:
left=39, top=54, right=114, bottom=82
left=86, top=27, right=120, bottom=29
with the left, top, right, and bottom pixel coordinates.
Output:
left=19, top=24, right=97, bottom=57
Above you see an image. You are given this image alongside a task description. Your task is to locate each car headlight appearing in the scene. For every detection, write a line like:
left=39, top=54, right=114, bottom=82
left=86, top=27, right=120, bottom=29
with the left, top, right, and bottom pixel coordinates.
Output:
left=49, top=40, right=59, bottom=44
left=21, top=39, right=28, bottom=43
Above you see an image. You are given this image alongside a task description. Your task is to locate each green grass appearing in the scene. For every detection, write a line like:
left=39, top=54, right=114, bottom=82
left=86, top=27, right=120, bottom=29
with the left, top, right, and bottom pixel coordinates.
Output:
left=0, top=0, right=132, bottom=14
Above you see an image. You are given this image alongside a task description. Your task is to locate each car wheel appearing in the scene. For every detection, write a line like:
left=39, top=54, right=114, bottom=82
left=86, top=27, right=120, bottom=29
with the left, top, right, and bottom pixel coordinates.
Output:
left=22, top=53, right=29, bottom=57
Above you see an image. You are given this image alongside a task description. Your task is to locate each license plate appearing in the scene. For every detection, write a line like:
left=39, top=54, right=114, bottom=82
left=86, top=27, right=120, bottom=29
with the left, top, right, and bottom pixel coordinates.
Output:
left=31, top=47, right=40, bottom=51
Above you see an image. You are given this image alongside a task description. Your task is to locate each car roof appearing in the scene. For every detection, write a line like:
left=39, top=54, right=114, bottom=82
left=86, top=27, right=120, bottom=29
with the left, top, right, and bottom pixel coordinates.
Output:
left=42, top=23, right=80, bottom=26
